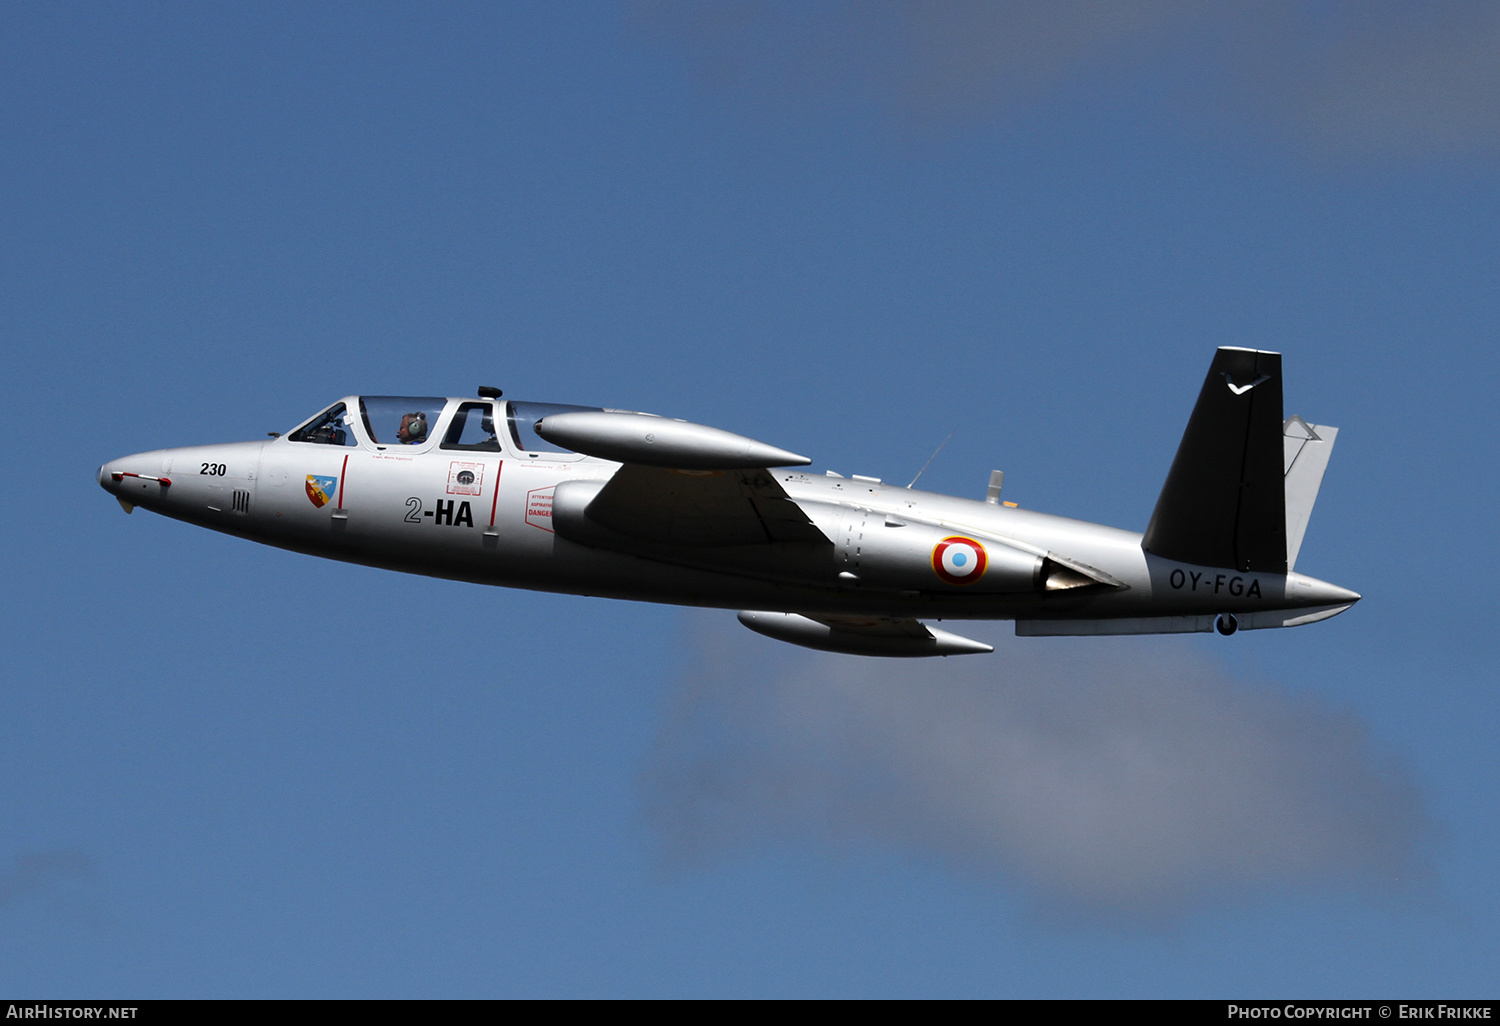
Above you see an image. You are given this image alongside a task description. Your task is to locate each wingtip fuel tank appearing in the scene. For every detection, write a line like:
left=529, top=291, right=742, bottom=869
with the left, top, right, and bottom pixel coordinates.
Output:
left=737, top=611, right=994, bottom=657
left=534, top=410, right=811, bottom=470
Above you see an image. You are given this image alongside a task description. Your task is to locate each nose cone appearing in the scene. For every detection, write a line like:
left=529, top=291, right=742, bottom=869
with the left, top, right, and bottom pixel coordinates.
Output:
left=97, top=451, right=173, bottom=509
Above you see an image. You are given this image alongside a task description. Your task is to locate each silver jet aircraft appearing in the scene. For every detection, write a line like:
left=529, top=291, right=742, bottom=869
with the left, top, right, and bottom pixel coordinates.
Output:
left=98, top=348, right=1357, bottom=656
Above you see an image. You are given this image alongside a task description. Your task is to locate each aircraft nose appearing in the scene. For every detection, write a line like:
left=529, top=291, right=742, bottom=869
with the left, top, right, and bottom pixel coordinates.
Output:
left=98, top=460, right=121, bottom=494
left=98, top=452, right=174, bottom=510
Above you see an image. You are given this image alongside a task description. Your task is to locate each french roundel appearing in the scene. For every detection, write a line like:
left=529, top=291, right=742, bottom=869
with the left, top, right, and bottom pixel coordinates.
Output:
left=931, top=536, right=988, bottom=586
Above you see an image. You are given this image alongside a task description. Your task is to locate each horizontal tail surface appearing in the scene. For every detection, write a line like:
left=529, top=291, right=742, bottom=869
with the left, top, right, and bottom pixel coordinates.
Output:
left=1283, top=415, right=1338, bottom=571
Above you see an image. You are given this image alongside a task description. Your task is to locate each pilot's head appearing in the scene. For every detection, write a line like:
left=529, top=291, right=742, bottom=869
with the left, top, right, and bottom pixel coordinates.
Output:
left=397, top=412, right=428, bottom=444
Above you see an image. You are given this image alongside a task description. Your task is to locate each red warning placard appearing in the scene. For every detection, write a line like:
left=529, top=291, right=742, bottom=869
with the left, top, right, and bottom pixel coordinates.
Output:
left=447, top=461, right=484, bottom=496
left=525, top=487, right=554, bottom=533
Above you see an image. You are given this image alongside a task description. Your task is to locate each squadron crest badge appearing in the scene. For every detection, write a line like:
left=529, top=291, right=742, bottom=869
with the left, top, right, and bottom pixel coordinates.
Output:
left=305, top=475, right=337, bottom=508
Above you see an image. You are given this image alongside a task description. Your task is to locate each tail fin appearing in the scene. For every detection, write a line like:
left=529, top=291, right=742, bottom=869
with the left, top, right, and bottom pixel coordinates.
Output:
left=1143, top=348, right=1287, bottom=573
left=1283, top=415, right=1338, bottom=571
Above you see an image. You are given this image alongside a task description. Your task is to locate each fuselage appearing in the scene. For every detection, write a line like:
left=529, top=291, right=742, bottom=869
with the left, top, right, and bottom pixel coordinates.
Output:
left=97, top=394, right=1359, bottom=630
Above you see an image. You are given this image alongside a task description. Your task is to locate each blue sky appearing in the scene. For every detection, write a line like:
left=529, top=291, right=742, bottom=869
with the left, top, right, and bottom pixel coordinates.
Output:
left=2, top=2, right=1497, bottom=997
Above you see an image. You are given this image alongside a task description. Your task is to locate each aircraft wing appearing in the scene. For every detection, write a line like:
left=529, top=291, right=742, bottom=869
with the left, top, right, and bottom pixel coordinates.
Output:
left=583, top=465, right=830, bottom=546
left=536, top=410, right=829, bottom=547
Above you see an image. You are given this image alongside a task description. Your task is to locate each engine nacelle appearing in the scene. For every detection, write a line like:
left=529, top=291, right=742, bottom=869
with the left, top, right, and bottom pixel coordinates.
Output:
left=555, top=482, right=1058, bottom=597
left=800, top=502, right=1044, bottom=594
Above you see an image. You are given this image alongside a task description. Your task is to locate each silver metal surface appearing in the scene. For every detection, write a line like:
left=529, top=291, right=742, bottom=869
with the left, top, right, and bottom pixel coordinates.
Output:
left=1283, top=416, right=1338, bottom=571
left=738, top=611, right=993, bottom=657
left=534, top=410, right=810, bottom=470
left=985, top=470, right=1004, bottom=504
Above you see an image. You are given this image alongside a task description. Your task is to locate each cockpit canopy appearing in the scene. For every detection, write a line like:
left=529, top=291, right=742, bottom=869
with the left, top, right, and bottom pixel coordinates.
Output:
left=357, top=396, right=448, bottom=447
left=287, top=402, right=359, bottom=446
left=286, top=396, right=604, bottom=455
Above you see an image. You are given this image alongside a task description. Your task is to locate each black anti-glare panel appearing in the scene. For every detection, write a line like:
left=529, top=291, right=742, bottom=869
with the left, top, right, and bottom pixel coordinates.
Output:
left=1143, top=348, right=1287, bottom=573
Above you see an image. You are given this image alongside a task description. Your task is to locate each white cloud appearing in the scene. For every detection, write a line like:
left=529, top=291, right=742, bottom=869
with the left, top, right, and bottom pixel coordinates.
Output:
left=643, top=616, right=1430, bottom=916
left=635, top=1, right=1500, bottom=160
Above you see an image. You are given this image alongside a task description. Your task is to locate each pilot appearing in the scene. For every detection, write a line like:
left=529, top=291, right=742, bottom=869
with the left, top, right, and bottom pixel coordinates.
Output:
left=397, top=412, right=428, bottom=445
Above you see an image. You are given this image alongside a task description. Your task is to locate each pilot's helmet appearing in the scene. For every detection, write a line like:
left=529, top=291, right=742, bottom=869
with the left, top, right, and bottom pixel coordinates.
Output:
left=397, top=412, right=428, bottom=444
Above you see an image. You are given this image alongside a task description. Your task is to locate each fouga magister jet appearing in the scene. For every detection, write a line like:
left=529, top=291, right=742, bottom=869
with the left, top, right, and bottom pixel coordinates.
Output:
left=97, top=348, right=1357, bottom=656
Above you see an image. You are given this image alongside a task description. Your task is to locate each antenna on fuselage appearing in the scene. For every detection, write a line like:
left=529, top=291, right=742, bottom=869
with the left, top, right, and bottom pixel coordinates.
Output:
left=906, top=429, right=955, bottom=489
left=478, top=386, right=503, bottom=399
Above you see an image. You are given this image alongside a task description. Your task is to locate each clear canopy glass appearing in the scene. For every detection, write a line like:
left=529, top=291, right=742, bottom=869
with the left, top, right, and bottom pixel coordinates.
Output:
left=441, top=401, right=501, bottom=452
left=288, top=402, right=359, bottom=446
left=506, top=402, right=602, bottom=454
left=358, top=396, right=448, bottom=447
